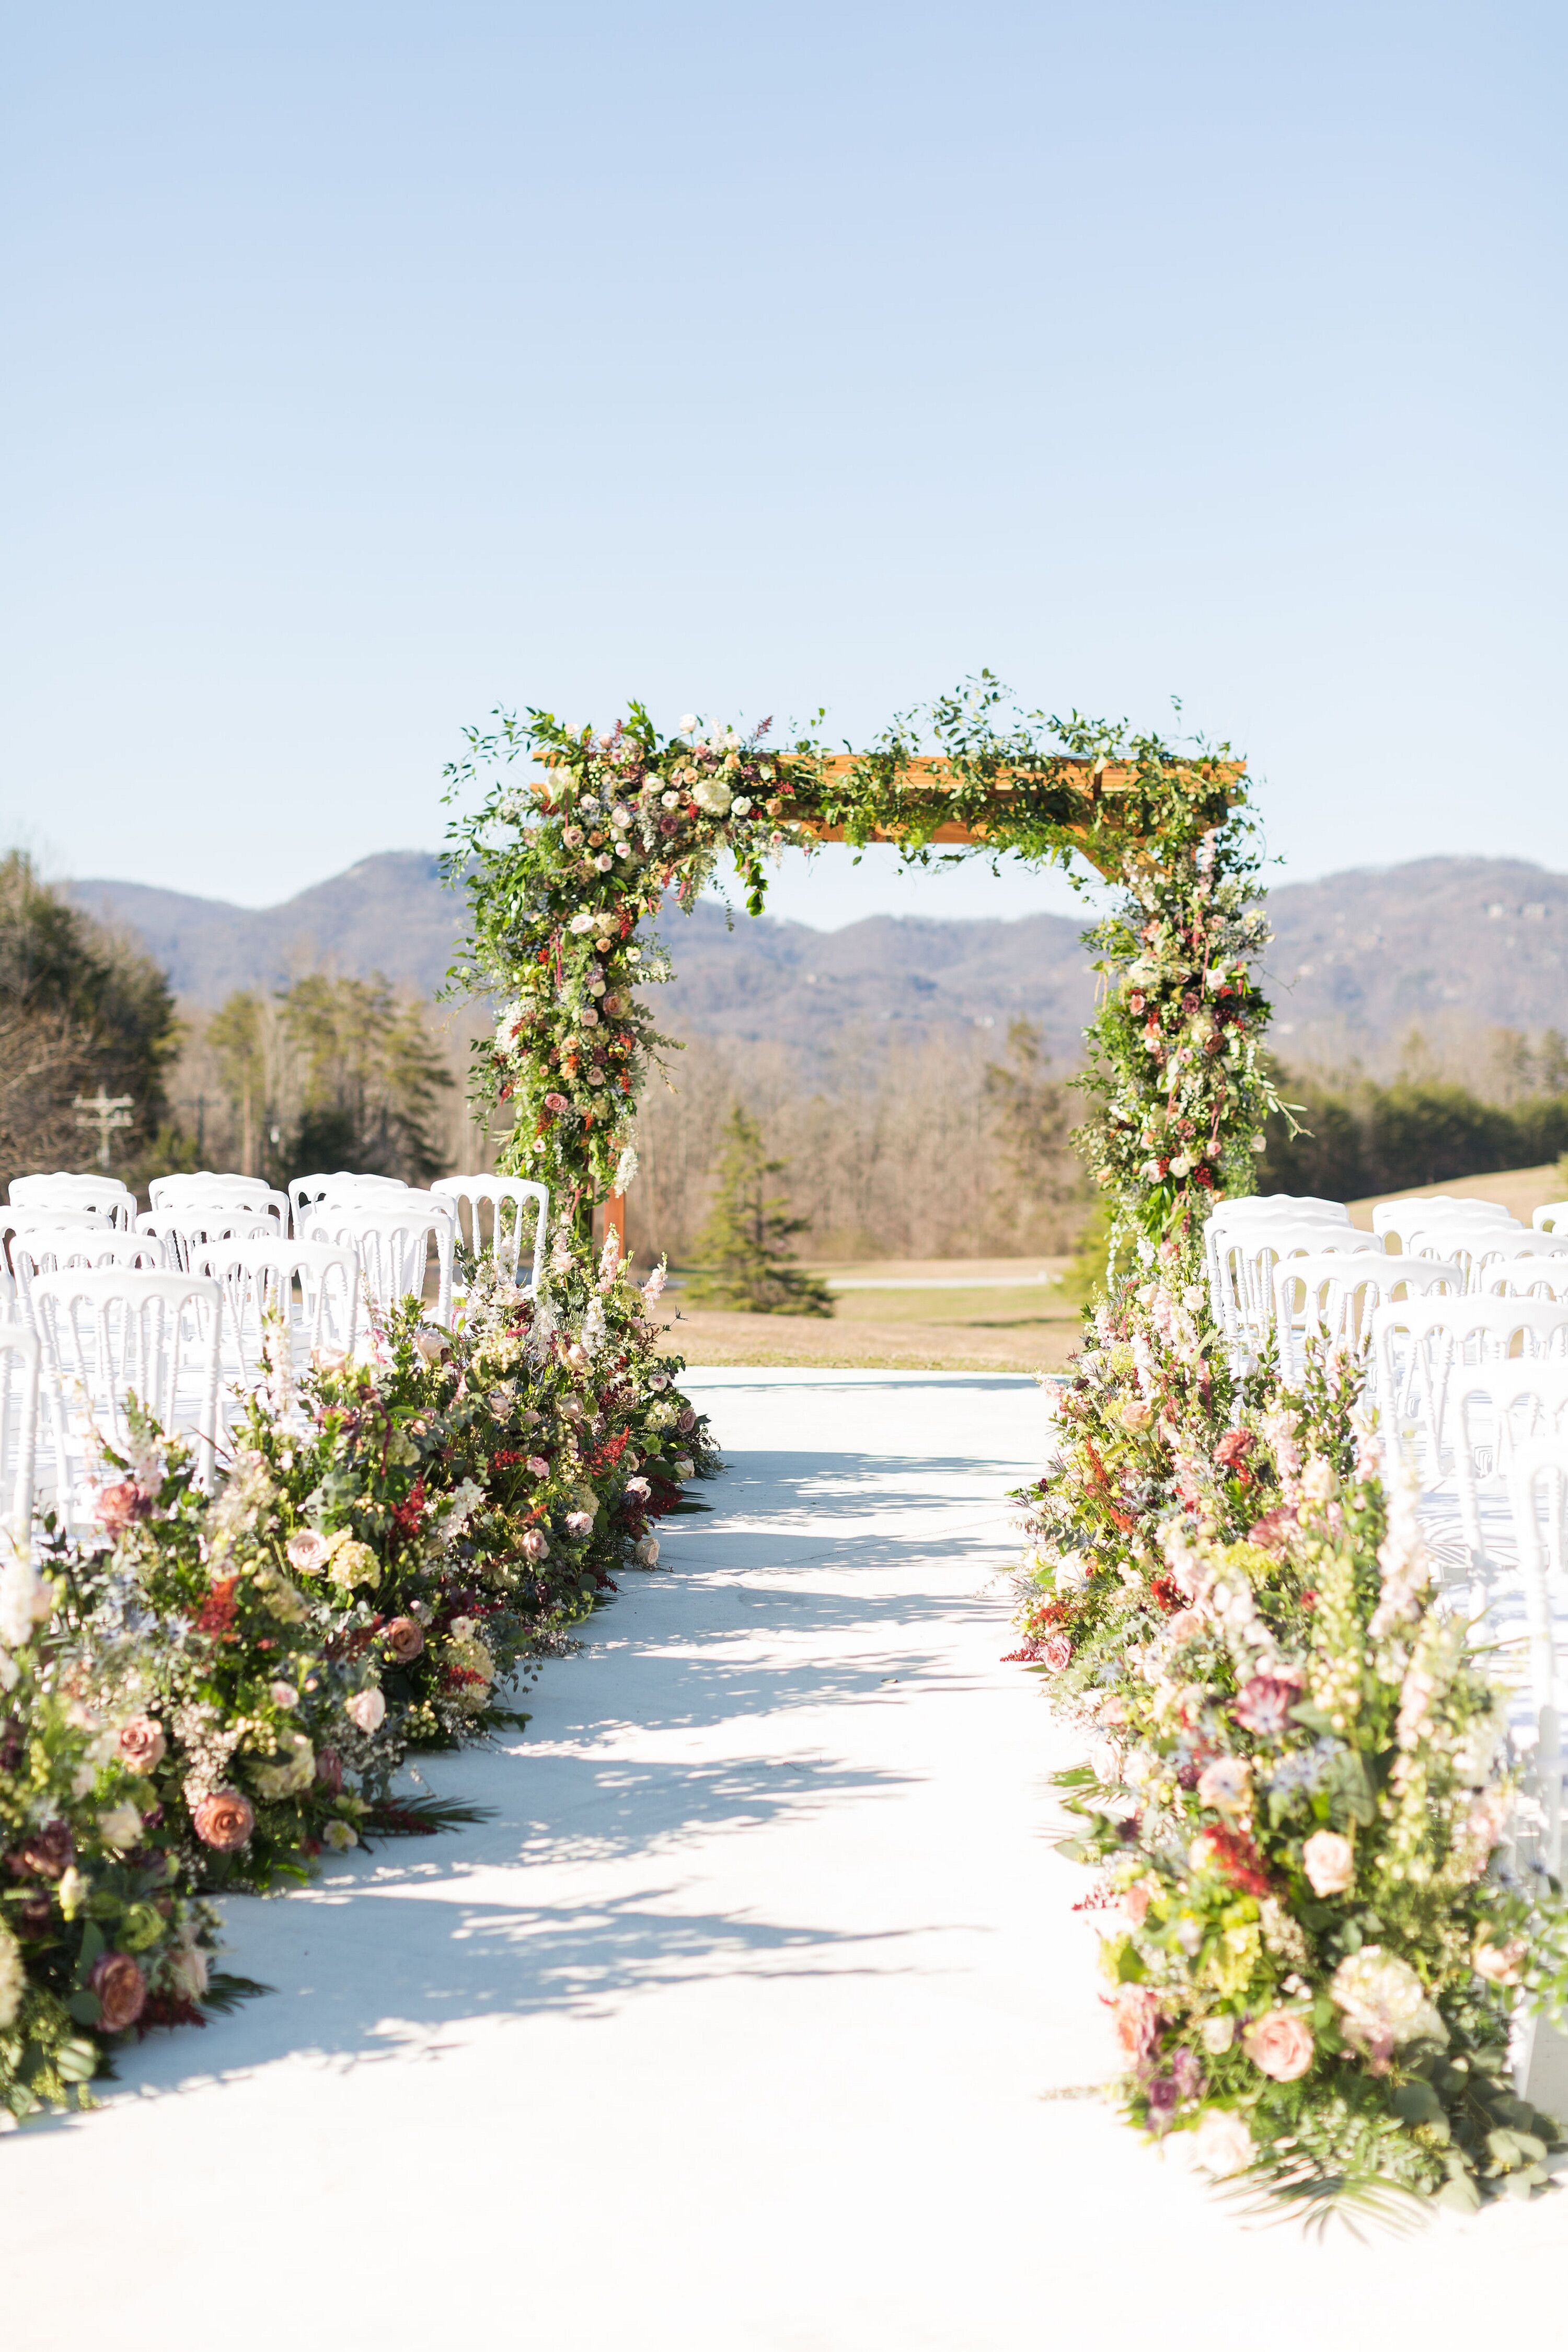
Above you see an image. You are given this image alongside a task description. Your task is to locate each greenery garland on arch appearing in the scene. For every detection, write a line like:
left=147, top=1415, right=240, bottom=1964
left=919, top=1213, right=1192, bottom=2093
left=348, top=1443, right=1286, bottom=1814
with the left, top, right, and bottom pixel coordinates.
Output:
left=442, top=676, right=1292, bottom=1264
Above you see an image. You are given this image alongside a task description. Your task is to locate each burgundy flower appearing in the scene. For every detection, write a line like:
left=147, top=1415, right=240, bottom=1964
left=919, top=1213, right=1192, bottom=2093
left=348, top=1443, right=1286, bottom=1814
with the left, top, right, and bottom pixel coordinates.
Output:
left=90, top=1952, right=147, bottom=2034
left=315, top=1746, right=345, bottom=1796
left=11, top=1819, right=73, bottom=1880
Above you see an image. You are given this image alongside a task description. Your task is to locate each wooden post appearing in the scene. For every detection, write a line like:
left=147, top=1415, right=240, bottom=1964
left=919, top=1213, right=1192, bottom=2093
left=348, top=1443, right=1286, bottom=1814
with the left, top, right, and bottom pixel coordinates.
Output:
left=605, top=1191, right=626, bottom=1251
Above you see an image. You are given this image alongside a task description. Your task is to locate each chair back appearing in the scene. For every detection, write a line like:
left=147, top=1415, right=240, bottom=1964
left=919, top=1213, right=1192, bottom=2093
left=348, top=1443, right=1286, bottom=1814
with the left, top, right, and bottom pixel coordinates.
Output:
left=1531, top=1201, right=1568, bottom=1236
left=1272, top=1250, right=1460, bottom=1387
left=192, top=1237, right=359, bottom=1379
left=134, top=1206, right=280, bottom=1273
left=431, top=1175, right=549, bottom=1295
left=31, top=1267, right=224, bottom=1501
left=1371, top=1293, right=1568, bottom=1485
left=0, top=1322, right=40, bottom=1542
left=287, top=1172, right=409, bottom=1229
left=302, top=1205, right=452, bottom=1324
left=1507, top=1438, right=1568, bottom=1875
left=12, top=1229, right=168, bottom=1328
left=8, top=1174, right=134, bottom=1230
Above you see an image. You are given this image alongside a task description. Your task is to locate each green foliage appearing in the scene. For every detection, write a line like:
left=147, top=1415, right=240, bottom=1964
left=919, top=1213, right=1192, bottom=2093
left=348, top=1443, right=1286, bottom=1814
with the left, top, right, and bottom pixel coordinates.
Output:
left=1260, top=1066, right=1568, bottom=1200
left=0, top=849, right=179, bottom=1184
left=204, top=974, right=453, bottom=1184
left=684, top=1104, right=834, bottom=1316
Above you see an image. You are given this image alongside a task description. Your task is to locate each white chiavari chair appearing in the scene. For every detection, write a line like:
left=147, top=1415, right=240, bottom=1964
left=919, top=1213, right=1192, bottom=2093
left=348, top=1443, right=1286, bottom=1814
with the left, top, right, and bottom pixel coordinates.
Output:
left=302, top=1204, right=452, bottom=1326
left=31, top=1268, right=224, bottom=1509
left=0, top=1321, right=40, bottom=1543
left=431, top=1175, right=549, bottom=1299
left=192, top=1237, right=359, bottom=1387
left=9, top=1174, right=134, bottom=1231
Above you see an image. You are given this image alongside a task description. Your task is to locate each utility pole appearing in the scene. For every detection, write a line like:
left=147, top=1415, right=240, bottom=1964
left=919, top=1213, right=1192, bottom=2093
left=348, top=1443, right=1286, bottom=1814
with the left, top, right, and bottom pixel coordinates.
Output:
left=74, top=1089, right=134, bottom=1170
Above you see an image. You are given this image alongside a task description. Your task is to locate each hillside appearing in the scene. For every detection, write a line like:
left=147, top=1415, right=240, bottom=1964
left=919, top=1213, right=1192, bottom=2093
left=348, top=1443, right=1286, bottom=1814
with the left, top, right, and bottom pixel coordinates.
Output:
left=71, top=850, right=1568, bottom=1067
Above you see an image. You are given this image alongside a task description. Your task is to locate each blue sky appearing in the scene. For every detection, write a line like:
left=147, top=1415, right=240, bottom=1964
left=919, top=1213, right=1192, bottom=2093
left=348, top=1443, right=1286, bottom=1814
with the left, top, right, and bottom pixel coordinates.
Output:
left=2, top=2, right=1563, bottom=927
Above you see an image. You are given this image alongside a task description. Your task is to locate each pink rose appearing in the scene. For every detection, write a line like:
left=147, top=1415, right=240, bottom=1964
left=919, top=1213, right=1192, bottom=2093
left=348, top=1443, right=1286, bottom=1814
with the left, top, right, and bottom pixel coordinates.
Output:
left=1473, top=1938, right=1527, bottom=1986
left=520, top=1528, right=548, bottom=1560
left=346, top=1688, right=386, bottom=1735
left=287, top=1529, right=330, bottom=1575
left=1037, top=1634, right=1072, bottom=1673
left=1122, top=1883, right=1152, bottom=1926
left=1214, top=1429, right=1253, bottom=1472
left=1110, top=1984, right=1162, bottom=2064
left=1231, top=1670, right=1303, bottom=1738
left=89, top=1952, right=147, bottom=2033
left=526, top=1456, right=550, bottom=1478
left=1301, top=1829, right=1355, bottom=1896
left=544, top=1092, right=570, bottom=1115
left=384, top=1617, right=424, bottom=1664
left=118, top=1715, right=167, bottom=1775
left=1242, top=2010, right=1315, bottom=2081
left=1247, top=1506, right=1297, bottom=1552
left=1167, top=1608, right=1205, bottom=1646
left=94, top=1480, right=145, bottom=1536
left=193, top=1789, right=255, bottom=1852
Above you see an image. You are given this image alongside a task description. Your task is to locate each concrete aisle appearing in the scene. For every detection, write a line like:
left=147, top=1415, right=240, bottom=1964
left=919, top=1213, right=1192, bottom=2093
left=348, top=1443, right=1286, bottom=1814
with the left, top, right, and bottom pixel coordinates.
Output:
left=6, top=1374, right=1568, bottom=2350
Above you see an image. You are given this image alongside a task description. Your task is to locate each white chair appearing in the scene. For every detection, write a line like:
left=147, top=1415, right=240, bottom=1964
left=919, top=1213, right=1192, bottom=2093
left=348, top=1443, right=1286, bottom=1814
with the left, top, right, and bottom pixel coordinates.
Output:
left=431, top=1175, right=549, bottom=1298
left=31, top=1268, right=224, bottom=1504
left=1469, top=1231, right=1568, bottom=1295
left=1373, top=1197, right=1514, bottom=1250
left=302, top=1205, right=452, bottom=1325
left=1452, top=1361, right=1568, bottom=1567
left=1506, top=1438, right=1568, bottom=1876
left=1213, top=1223, right=1382, bottom=1369
left=289, top=1172, right=409, bottom=1236
left=134, top=1206, right=280, bottom=1274
left=1272, top=1251, right=1461, bottom=1389
left=1532, top=1202, right=1568, bottom=1236
left=1372, top=1294, right=1568, bottom=1489
left=1211, top=1194, right=1350, bottom=1224
left=11, top=1229, right=168, bottom=1332
left=2, top=1209, right=110, bottom=1283
left=1404, top=1219, right=1523, bottom=1290
left=9, top=1174, right=134, bottom=1231
left=192, top=1238, right=359, bottom=1385
left=149, top=1173, right=291, bottom=1228
left=0, top=1321, right=40, bottom=1542
left=1203, top=1206, right=1351, bottom=1340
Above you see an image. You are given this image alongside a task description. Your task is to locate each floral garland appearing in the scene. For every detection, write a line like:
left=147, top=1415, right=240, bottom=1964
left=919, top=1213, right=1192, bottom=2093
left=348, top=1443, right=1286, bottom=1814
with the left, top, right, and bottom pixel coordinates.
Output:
left=2, top=1229, right=714, bottom=2123
left=1012, top=1279, right=1568, bottom=2218
left=441, top=678, right=1278, bottom=1248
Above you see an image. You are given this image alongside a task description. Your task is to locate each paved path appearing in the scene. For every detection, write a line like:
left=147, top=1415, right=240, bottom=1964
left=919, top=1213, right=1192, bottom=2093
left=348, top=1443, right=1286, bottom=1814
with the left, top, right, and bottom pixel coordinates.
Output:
left=6, top=1375, right=1568, bottom=2348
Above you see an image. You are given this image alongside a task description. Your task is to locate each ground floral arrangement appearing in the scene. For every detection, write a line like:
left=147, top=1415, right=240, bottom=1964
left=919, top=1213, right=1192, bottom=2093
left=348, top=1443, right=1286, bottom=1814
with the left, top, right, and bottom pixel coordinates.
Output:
left=1011, top=1271, right=1568, bottom=2222
left=0, top=1225, right=717, bottom=2126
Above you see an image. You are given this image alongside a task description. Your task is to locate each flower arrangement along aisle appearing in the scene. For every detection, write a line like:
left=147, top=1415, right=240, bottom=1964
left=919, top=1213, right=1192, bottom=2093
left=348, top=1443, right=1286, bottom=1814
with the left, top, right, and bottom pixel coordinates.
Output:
left=1, top=1539, right=245, bottom=2126
left=1014, top=1278, right=1568, bottom=2220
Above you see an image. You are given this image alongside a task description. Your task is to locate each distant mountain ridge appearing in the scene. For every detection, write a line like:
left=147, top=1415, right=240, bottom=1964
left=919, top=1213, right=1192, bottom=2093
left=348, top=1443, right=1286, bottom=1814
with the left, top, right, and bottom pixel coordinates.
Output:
left=71, top=851, right=1568, bottom=1069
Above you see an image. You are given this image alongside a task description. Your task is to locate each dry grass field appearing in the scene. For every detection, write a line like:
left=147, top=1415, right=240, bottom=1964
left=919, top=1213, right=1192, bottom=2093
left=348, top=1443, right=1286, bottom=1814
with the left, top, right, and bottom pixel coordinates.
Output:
left=647, top=1163, right=1568, bottom=1371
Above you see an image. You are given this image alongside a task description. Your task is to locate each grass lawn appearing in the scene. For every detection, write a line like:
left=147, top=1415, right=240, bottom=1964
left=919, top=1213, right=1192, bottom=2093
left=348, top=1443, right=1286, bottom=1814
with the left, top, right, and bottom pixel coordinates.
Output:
left=651, top=1265, right=1085, bottom=1372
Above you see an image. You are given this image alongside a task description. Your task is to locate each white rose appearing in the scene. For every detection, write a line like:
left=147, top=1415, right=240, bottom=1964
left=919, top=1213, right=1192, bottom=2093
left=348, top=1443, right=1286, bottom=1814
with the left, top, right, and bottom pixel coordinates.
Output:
left=731, top=796, right=753, bottom=816
left=97, top=1801, right=144, bottom=1850
left=346, top=1687, right=386, bottom=1735
left=570, top=912, right=595, bottom=933
left=678, top=713, right=697, bottom=733
left=635, top=1536, right=660, bottom=1566
left=1189, top=2108, right=1254, bottom=2176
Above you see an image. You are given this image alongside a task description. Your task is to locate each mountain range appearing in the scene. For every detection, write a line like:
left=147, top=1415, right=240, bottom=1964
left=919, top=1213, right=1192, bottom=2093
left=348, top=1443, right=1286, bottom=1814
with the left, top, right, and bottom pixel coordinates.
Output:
left=71, top=851, right=1568, bottom=1073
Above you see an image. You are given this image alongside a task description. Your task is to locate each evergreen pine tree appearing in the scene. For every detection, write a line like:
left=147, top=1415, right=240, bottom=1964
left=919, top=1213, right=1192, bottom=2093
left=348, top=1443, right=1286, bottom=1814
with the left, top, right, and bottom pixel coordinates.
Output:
left=685, top=1103, right=834, bottom=1316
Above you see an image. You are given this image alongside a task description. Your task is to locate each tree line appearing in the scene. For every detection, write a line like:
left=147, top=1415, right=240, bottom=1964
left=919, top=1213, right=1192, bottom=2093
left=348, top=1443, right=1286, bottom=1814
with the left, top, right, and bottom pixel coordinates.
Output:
left=0, top=854, right=462, bottom=1198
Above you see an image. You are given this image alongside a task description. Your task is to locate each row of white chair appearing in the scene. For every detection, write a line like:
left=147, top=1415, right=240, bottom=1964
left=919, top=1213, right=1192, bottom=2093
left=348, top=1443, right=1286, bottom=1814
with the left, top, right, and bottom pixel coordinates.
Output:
left=7, top=1170, right=552, bottom=1293
left=0, top=1171, right=556, bottom=1538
